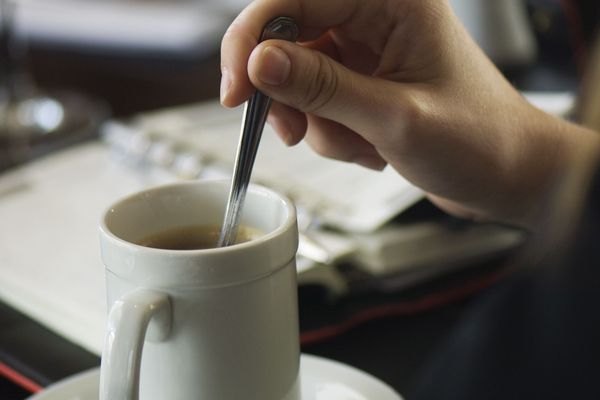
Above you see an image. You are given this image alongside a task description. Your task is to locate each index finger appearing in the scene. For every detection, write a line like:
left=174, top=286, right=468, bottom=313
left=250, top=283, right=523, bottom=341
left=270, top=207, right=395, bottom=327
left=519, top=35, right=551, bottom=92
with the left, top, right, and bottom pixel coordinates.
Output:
left=220, top=0, right=363, bottom=107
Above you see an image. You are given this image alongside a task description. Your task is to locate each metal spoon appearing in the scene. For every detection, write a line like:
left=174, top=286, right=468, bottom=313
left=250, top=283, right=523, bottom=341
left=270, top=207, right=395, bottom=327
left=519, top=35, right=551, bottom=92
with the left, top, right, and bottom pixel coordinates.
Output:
left=218, top=16, right=299, bottom=247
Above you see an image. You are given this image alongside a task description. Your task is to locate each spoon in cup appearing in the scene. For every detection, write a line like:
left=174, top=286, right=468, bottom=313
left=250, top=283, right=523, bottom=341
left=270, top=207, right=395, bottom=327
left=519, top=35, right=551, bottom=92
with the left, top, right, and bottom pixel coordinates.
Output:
left=218, top=16, right=299, bottom=247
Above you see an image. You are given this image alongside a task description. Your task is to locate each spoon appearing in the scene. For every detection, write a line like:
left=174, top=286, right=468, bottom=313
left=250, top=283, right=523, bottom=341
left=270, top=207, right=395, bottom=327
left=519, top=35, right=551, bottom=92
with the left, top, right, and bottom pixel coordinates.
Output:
left=218, top=16, right=299, bottom=247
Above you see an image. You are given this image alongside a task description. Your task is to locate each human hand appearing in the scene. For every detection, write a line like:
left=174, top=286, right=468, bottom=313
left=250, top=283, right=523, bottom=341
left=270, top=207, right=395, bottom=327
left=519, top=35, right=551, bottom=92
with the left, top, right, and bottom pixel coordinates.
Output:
left=220, top=0, right=600, bottom=228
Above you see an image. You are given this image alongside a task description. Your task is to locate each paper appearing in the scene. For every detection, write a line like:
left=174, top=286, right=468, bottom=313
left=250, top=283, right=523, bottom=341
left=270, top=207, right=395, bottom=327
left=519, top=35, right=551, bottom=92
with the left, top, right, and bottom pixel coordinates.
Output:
left=13, top=0, right=228, bottom=56
left=0, top=143, right=149, bottom=354
left=128, top=101, right=425, bottom=232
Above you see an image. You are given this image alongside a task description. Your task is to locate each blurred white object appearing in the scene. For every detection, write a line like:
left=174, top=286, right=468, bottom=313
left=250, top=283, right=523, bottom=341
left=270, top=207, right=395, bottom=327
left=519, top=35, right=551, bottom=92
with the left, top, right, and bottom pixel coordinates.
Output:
left=12, top=0, right=229, bottom=56
left=450, top=0, right=537, bottom=67
left=10, top=0, right=536, bottom=61
left=523, top=91, right=576, bottom=118
left=214, top=0, right=251, bottom=14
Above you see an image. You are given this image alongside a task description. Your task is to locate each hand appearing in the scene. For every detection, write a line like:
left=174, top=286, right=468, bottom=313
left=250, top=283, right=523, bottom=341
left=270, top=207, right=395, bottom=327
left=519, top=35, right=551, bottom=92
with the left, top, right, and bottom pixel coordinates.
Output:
left=220, top=0, right=600, bottom=229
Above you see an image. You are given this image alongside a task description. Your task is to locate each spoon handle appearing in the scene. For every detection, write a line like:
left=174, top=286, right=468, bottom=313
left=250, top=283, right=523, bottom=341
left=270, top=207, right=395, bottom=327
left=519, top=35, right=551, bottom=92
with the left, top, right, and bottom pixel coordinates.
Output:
left=218, top=17, right=299, bottom=247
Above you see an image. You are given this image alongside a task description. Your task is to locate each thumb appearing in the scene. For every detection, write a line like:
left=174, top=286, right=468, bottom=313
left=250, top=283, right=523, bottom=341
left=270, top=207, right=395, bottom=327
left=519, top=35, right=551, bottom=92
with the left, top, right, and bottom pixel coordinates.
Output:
left=247, top=40, right=403, bottom=140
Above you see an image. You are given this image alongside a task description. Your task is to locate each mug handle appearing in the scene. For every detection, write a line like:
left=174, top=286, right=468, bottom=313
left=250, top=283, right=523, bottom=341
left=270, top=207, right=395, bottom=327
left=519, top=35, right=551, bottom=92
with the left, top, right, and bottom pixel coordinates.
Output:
left=99, top=289, right=171, bottom=400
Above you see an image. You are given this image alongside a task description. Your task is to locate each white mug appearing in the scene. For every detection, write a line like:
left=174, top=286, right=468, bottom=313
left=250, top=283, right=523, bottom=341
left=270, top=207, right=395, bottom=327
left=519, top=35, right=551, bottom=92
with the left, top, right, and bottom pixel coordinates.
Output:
left=98, top=180, right=300, bottom=400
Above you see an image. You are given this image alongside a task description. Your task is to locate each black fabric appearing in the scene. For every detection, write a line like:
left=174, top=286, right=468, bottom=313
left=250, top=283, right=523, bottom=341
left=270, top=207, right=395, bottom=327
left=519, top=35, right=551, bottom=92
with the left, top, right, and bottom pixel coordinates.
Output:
left=413, top=168, right=600, bottom=399
left=0, top=378, right=29, bottom=400
left=0, top=302, right=99, bottom=388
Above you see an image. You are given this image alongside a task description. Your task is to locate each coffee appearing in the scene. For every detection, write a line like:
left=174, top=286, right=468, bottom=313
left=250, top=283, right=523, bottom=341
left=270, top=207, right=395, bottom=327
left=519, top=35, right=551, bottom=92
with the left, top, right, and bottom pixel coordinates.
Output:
left=136, top=224, right=262, bottom=250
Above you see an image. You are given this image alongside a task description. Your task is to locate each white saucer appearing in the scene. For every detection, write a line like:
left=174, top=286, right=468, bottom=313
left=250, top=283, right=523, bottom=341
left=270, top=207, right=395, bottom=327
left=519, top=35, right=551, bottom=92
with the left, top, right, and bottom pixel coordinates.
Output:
left=27, top=354, right=402, bottom=400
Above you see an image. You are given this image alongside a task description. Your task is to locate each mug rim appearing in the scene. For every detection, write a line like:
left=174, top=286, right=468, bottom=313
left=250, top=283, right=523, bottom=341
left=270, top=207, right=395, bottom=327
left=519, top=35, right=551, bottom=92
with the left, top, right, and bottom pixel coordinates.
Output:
left=99, top=179, right=296, bottom=256
left=99, top=179, right=298, bottom=287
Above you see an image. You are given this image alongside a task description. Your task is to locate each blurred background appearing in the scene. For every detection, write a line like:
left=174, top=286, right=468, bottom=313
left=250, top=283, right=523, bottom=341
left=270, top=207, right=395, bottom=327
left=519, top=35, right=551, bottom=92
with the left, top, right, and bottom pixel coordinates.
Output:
left=1, top=0, right=600, bottom=169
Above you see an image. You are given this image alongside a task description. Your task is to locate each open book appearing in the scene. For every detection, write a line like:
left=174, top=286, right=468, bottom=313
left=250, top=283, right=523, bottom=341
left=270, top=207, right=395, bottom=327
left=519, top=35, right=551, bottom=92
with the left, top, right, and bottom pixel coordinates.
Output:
left=106, top=100, right=425, bottom=233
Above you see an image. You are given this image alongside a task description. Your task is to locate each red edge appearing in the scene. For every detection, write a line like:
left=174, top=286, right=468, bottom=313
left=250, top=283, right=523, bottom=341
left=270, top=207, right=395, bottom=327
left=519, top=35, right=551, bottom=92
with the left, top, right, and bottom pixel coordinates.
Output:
left=300, top=269, right=506, bottom=345
left=0, top=361, right=44, bottom=394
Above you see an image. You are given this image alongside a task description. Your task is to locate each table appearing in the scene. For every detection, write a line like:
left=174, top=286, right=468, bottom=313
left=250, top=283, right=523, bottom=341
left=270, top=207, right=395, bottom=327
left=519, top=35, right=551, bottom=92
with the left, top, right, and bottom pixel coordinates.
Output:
left=0, top=255, right=511, bottom=399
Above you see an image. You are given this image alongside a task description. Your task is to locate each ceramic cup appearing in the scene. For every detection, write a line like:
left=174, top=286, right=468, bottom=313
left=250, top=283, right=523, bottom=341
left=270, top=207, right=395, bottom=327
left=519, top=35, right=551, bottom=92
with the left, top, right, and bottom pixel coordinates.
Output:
left=98, top=180, right=300, bottom=400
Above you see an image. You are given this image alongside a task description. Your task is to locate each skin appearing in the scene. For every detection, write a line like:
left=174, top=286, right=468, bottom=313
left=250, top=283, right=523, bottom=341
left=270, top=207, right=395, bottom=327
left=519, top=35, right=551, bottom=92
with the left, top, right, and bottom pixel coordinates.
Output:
left=220, top=0, right=600, bottom=230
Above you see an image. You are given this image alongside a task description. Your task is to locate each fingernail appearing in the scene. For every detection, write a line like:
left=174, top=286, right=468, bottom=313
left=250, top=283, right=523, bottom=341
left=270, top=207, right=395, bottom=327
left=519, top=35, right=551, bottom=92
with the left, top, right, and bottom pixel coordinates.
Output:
left=354, top=155, right=387, bottom=171
left=220, top=67, right=231, bottom=104
left=257, top=46, right=291, bottom=86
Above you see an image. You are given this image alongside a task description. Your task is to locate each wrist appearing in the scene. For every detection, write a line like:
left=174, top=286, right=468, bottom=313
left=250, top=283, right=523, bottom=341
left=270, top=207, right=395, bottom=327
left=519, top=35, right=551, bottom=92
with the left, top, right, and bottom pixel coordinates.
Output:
left=507, top=107, right=600, bottom=230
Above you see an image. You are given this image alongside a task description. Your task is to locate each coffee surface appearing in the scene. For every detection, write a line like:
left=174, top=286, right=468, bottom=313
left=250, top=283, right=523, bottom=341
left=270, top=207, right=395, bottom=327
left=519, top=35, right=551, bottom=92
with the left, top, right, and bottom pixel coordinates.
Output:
left=136, top=224, right=262, bottom=250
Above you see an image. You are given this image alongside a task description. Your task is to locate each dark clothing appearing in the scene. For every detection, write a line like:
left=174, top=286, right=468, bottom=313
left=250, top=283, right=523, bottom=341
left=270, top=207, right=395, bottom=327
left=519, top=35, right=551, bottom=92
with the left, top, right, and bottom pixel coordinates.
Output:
left=414, top=169, right=600, bottom=399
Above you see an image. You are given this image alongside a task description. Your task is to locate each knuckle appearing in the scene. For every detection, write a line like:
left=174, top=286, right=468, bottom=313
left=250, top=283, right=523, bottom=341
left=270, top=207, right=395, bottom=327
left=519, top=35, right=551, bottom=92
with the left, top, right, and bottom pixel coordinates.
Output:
left=221, top=22, right=257, bottom=50
left=398, top=91, right=424, bottom=130
left=394, top=89, right=425, bottom=130
left=296, top=55, right=339, bottom=114
left=221, top=22, right=240, bottom=47
left=366, top=88, right=426, bottom=152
